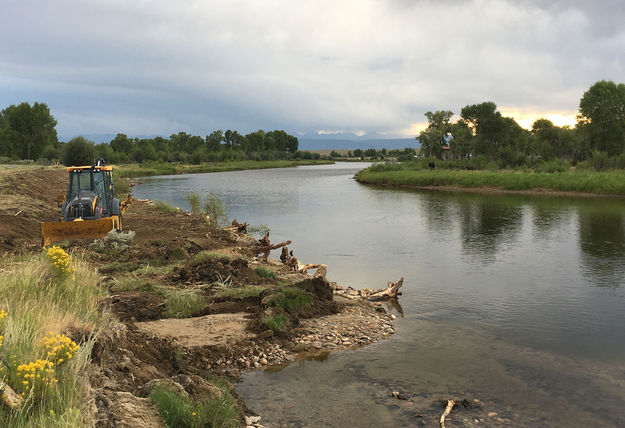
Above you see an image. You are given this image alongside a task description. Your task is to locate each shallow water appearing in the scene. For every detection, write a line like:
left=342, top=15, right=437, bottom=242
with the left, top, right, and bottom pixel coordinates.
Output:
left=134, top=163, right=625, bottom=427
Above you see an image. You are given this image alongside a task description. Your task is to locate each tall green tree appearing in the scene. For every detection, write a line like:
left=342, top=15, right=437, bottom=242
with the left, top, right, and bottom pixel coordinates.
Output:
left=206, top=130, right=223, bottom=152
left=578, top=80, right=625, bottom=155
left=62, top=136, right=96, bottom=166
left=0, top=102, right=57, bottom=159
left=418, top=110, right=453, bottom=159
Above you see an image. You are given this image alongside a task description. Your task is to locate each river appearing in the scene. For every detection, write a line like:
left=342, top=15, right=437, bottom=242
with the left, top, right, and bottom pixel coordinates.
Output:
left=134, top=162, right=625, bottom=427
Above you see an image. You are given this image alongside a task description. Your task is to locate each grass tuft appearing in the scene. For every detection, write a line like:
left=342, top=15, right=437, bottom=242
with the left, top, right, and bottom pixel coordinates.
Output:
left=164, top=291, right=206, bottom=318
left=266, top=287, right=313, bottom=313
left=195, top=251, right=231, bottom=263
left=255, top=266, right=277, bottom=279
left=214, top=285, right=266, bottom=300
left=264, top=314, right=289, bottom=332
left=150, top=383, right=240, bottom=428
left=154, top=200, right=179, bottom=213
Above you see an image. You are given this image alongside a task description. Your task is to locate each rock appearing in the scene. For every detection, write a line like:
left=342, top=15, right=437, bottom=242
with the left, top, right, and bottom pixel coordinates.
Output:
left=107, top=391, right=167, bottom=427
left=245, top=416, right=261, bottom=424
left=312, top=341, right=323, bottom=349
left=488, top=412, right=498, bottom=417
left=257, top=330, right=274, bottom=340
left=118, top=355, right=132, bottom=371
left=390, top=314, right=396, bottom=320
left=138, top=379, right=188, bottom=398
left=260, top=358, right=268, bottom=365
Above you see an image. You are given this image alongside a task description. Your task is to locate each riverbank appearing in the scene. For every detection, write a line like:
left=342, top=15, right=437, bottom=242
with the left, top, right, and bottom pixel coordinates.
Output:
left=0, top=168, right=394, bottom=427
left=355, top=164, right=625, bottom=197
left=114, top=159, right=334, bottom=178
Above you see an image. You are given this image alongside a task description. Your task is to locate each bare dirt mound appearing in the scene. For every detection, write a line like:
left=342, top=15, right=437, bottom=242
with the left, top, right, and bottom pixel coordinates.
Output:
left=173, top=256, right=264, bottom=285
left=0, top=168, right=66, bottom=251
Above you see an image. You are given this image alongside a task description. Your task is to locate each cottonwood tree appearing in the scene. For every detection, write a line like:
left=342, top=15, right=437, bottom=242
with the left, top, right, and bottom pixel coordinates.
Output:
left=418, top=110, right=453, bottom=159
left=0, top=102, right=57, bottom=159
left=578, top=80, right=625, bottom=156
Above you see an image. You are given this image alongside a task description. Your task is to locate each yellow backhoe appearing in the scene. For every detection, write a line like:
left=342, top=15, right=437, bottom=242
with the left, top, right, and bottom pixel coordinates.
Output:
left=41, top=160, right=131, bottom=246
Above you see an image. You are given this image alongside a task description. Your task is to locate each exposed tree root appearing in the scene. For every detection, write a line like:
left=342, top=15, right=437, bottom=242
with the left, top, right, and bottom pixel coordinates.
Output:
left=440, top=399, right=455, bottom=428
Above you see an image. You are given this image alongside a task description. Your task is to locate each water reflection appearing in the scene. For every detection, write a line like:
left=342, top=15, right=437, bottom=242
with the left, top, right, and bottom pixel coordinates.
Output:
left=455, top=195, right=523, bottom=263
left=578, top=205, right=625, bottom=287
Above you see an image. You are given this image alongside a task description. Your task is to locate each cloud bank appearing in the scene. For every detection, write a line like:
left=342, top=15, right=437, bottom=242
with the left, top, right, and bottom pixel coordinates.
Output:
left=1, top=0, right=623, bottom=138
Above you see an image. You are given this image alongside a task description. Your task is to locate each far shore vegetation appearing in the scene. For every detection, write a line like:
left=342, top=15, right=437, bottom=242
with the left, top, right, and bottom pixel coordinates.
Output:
left=1, top=79, right=625, bottom=196
left=356, top=79, right=625, bottom=196
left=356, top=163, right=625, bottom=195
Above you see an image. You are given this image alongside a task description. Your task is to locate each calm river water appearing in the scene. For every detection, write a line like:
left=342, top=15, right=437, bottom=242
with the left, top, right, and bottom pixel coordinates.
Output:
left=134, top=163, right=625, bottom=427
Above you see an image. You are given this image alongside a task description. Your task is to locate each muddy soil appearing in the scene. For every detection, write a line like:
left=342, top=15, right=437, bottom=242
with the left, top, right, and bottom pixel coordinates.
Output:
left=0, top=168, right=398, bottom=427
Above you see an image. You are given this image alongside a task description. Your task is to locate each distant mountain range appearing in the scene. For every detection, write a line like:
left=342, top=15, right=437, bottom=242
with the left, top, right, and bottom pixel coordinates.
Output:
left=62, top=132, right=419, bottom=150
left=298, top=137, right=417, bottom=151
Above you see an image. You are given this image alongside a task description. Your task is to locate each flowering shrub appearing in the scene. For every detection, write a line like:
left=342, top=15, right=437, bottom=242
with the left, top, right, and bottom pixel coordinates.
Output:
left=46, top=246, right=76, bottom=280
left=17, top=359, right=57, bottom=393
left=39, top=332, right=79, bottom=365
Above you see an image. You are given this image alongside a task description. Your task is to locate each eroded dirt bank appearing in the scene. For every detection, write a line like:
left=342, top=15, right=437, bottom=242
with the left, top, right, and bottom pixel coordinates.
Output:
left=0, top=168, right=398, bottom=427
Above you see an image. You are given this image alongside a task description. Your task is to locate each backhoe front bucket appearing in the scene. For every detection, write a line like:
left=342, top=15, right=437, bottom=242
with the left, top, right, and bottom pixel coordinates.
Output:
left=41, top=218, right=116, bottom=247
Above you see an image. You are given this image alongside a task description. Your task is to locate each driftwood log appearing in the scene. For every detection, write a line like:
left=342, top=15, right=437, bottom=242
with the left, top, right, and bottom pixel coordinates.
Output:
left=255, top=234, right=292, bottom=261
left=279, top=246, right=327, bottom=278
left=298, top=263, right=327, bottom=278
left=439, top=399, right=455, bottom=428
left=226, top=219, right=248, bottom=233
left=0, top=381, right=21, bottom=409
left=367, top=277, right=404, bottom=301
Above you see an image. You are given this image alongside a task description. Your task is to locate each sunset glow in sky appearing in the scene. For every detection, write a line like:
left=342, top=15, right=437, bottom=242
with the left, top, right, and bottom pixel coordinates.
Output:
left=1, top=1, right=624, bottom=139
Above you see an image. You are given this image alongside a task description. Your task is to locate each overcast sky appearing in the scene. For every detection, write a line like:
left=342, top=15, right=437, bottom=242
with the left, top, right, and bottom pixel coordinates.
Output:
left=1, top=0, right=624, bottom=139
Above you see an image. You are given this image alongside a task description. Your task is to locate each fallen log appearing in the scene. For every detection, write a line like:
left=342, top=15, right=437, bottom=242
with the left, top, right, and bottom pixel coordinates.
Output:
left=367, top=277, right=404, bottom=301
left=256, top=240, right=292, bottom=260
left=439, top=399, right=455, bottom=428
left=0, top=381, right=21, bottom=409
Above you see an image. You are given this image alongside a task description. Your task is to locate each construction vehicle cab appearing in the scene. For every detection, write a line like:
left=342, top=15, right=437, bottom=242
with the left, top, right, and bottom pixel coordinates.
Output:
left=63, top=164, right=121, bottom=226
left=41, top=160, right=127, bottom=246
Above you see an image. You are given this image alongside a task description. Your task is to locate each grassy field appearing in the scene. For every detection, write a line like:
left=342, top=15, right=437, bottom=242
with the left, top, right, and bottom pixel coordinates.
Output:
left=355, top=164, right=625, bottom=196
left=113, top=159, right=333, bottom=178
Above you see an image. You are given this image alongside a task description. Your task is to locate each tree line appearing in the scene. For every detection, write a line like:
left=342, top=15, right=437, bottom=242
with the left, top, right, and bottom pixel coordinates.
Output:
left=418, top=80, right=625, bottom=170
left=0, top=106, right=307, bottom=165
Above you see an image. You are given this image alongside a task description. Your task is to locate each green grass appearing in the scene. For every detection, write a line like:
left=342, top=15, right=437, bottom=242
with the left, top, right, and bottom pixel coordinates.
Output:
left=0, top=251, right=112, bottom=426
left=163, top=291, right=206, bottom=318
left=100, top=261, right=140, bottom=273
left=154, top=200, right=179, bottom=213
left=264, top=314, right=289, bottom=332
left=134, top=263, right=178, bottom=276
left=195, top=251, right=231, bottom=263
left=266, top=287, right=313, bottom=313
left=214, top=285, right=266, bottom=300
left=110, top=275, right=163, bottom=294
left=355, top=167, right=625, bottom=195
left=150, top=383, right=240, bottom=428
left=114, top=160, right=333, bottom=179
left=255, top=266, right=277, bottom=279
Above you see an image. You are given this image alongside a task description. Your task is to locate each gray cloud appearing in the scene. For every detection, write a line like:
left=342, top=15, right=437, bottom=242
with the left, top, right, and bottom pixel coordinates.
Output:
left=1, top=0, right=623, bottom=138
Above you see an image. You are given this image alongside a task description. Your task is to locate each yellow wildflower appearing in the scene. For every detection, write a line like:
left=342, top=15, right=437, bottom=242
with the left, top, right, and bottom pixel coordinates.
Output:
left=39, top=332, right=79, bottom=365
